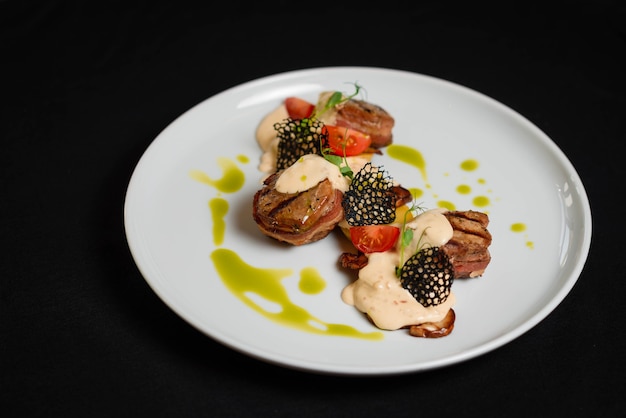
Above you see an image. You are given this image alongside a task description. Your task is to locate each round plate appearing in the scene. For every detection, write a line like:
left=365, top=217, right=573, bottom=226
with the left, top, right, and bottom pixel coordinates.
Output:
left=124, top=67, right=591, bottom=375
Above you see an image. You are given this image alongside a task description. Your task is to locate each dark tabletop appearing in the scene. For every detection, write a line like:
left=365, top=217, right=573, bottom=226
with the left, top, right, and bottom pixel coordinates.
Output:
left=2, top=1, right=625, bottom=416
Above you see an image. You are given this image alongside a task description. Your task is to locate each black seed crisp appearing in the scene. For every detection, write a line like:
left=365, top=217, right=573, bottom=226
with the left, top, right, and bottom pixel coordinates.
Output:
left=400, top=247, right=454, bottom=307
left=342, top=163, right=395, bottom=226
left=274, top=118, right=328, bottom=170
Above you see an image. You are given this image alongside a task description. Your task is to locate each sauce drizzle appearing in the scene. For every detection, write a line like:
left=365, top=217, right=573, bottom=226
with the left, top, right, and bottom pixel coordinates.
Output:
left=210, top=249, right=383, bottom=340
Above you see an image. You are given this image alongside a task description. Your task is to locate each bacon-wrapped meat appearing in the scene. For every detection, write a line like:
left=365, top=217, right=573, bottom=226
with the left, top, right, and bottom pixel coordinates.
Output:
left=252, top=171, right=344, bottom=246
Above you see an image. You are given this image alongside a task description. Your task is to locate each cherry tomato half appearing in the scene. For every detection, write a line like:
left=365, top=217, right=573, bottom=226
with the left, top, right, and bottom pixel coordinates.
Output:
left=349, top=225, right=400, bottom=254
left=324, top=125, right=372, bottom=156
left=285, top=97, right=315, bottom=119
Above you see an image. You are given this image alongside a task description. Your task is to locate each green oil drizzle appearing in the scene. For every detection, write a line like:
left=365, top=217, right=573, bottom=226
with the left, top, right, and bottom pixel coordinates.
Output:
left=408, top=187, right=423, bottom=199
left=299, top=267, right=326, bottom=294
left=210, top=248, right=383, bottom=340
left=472, top=196, right=490, bottom=207
left=456, top=184, right=471, bottom=194
left=189, top=157, right=245, bottom=193
left=437, top=200, right=456, bottom=210
left=387, top=144, right=428, bottom=185
left=511, top=223, right=526, bottom=232
left=209, top=197, right=228, bottom=245
left=236, top=154, right=249, bottom=164
left=460, top=159, right=479, bottom=171
left=511, top=223, right=534, bottom=249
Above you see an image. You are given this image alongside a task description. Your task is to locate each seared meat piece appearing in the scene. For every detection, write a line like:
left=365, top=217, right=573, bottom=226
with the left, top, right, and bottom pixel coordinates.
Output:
left=333, top=99, right=395, bottom=148
left=441, top=210, right=492, bottom=278
left=391, top=185, right=413, bottom=207
left=339, top=210, right=492, bottom=279
left=339, top=251, right=368, bottom=270
left=252, top=172, right=344, bottom=246
left=408, top=308, right=455, bottom=338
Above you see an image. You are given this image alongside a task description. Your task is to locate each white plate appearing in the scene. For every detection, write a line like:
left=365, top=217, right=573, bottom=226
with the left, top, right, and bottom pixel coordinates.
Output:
left=124, top=67, right=592, bottom=375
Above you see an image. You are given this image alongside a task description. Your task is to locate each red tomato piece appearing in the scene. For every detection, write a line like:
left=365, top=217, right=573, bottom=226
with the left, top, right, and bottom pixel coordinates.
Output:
left=324, top=125, right=372, bottom=156
left=349, top=225, right=400, bottom=254
left=285, top=97, right=315, bottom=119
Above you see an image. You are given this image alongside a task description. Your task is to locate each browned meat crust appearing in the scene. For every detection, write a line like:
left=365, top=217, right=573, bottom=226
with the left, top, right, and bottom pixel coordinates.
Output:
left=441, top=210, right=492, bottom=278
left=390, top=185, right=413, bottom=207
left=408, top=308, right=455, bottom=338
left=334, top=99, right=395, bottom=148
left=252, top=172, right=344, bottom=246
left=339, top=251, right=368, bottom=270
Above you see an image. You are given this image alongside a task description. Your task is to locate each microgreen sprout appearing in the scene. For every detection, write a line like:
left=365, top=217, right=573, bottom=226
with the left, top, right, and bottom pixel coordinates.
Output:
left=313, top=82, right=364, bottom=119
left=396, top=199, right=427, bottom=277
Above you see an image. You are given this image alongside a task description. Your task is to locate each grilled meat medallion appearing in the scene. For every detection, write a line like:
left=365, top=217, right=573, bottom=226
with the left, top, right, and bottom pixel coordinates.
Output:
left=331, top=99, right=395, bottom=149
left=252, top=171, right=344, bottom=246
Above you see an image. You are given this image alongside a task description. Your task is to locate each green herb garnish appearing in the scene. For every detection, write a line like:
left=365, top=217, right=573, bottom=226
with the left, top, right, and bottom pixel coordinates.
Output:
left=314, top=82, right=364, bottom=119
left=396, top=200, right=427, bottom=277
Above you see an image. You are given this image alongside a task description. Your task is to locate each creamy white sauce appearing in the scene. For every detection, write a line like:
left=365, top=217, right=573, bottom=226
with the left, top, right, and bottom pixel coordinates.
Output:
left=314, top=91, right=339, bottom=125
left=275, top=154, right=349, bottom=194
left=341, top=208, right=455, bottom=330
left=255, top=104, right=288, bottom=173
left=256, top=104, right=288, bottom=152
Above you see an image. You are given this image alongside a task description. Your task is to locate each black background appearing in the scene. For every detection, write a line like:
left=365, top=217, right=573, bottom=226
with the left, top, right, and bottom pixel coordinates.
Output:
left=2, top=1, right=625, bottom=416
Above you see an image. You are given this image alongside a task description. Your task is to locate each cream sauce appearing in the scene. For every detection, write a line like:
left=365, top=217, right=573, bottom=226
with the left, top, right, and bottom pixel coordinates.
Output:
left=256, top=104, right=288, bottom=152
left=341, top=208, right=455, bottom=330
left=275, top=154, right=349, bottom=194
left=255, top=104, right=287, bottom=173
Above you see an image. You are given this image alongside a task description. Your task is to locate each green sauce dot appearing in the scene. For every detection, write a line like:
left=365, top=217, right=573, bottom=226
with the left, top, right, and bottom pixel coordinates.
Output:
left=472, top=196, right=490, bottom=207
left=437, top=200, right=456, bottom=210
left=511, top=223, right=526, bottom=232
left=408, top=187, right=423, bottom=199
left=299, top=267, right=326, bottom=294
left=460, top=159, right=479, bottom=171
left=189, top=157, right=245, bottom=193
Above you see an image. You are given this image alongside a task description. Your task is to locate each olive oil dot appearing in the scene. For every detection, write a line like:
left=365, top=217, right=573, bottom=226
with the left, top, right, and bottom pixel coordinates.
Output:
left=456, top=184, right=471, bottom=194
left=437, top=200, right=456, bottom=210
left=299, top=267, right=326, bottom=294
left=472, top=196, right=490, bottom=207
left=511, top=223, right=526, bottom=232
left=189, top=157, right=245, bottom=193
left=237, top=154, right=249, bottom=163
left=477, top=178, right=486, bottom=185
left=387, top=144, right=428, bottom=183
left=408, top=187, right=423, bottom=199
left=209, top=197, right=228, bottom=246
left=526, top=241, right=534, bottom=249
left=460, top=159, right=479, bottom=171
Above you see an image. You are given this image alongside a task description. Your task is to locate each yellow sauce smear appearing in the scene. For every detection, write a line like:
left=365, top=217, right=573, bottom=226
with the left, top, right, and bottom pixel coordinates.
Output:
left=210, top=248, right=383, bottom=340
left=209, top=198, right=228, bottom=246
left=387, top=145, right=428, bottom=186
left=189, top=157, right=245, bottom=193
